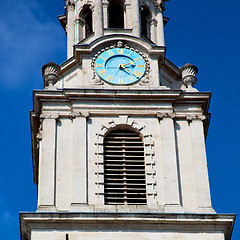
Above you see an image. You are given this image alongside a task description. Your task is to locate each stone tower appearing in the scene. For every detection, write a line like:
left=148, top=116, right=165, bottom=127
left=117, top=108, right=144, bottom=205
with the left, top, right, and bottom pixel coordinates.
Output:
left=20, top=1, right=235, bottom=240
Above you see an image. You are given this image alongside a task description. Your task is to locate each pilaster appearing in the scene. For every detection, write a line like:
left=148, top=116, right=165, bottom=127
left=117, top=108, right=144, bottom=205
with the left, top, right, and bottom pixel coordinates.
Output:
left=155, top=6, right=165, bottom=46
left=187, top=115, right=213, bottom=212
left=150, top=18, right=157, bottom=44
left=131, top=0, right=140, bottom=37
left=70, top=111, right=89, bottom=210
left=157, top=113, right=181, bottom=211
left=66, top=0, right=75, bottom=58
left=38, top=113, right=58, bottom=210
left=102, top=1, right=108, bottom=29
left=125, top=2, right=132, bottom=29
left=94, top=0, right=103, bottom=39
left=175, top=119, right=197, bottom=211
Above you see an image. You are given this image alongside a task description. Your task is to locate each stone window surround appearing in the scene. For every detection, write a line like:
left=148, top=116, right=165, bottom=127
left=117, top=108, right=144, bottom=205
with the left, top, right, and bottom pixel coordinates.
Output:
left=76, top=4, right=94, bottom=42
left=94, top=116, right=157, bottom=207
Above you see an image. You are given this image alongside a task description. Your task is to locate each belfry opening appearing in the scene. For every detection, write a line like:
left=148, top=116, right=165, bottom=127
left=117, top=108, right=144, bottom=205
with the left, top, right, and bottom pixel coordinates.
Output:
left=108, top=0, right=124, bottom=29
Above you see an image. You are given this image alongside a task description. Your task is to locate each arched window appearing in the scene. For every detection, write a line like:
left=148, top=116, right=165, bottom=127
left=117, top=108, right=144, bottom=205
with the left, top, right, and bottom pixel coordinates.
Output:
left=104, top=126, right=147, bottom=205
left=108, top=0, right=124, bottom=29
left=84, top=7, right=93, bottom=37
left=140, top=5, right=151, bottom=37
left=78, top=5, right=93, bottom=41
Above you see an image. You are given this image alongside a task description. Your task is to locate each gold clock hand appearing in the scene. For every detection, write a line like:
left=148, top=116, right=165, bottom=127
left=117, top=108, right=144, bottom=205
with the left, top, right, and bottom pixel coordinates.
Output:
left=120, top=65, right=137, bottom=77
left=121, top=61, right=135, bottom=67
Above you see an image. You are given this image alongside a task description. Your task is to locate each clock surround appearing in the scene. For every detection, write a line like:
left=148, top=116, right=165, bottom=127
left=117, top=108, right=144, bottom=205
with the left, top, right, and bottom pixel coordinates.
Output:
left=92, top=44, right=150, bottom=85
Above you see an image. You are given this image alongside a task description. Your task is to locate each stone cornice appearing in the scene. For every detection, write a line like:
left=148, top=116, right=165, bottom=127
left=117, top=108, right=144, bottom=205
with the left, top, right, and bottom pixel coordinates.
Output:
left=32, top=89, right=211, bottom=111
left=20, top=212, right=235, bottom=240
left=31, top=89, right=211, bottom=122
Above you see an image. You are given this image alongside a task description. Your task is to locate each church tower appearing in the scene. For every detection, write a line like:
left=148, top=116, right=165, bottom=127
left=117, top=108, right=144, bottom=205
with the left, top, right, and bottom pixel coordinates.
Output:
left=20, top=1, right=235, bottom=240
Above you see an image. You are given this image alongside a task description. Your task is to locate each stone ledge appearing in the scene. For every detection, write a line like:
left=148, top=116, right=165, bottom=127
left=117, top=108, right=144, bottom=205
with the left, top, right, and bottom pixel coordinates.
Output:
left=20, top=212, right=235, bottom=240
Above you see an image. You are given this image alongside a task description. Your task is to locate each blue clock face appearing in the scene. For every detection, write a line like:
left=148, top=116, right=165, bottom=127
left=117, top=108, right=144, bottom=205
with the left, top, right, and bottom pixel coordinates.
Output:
left=95, top=47, right=146, bottom=85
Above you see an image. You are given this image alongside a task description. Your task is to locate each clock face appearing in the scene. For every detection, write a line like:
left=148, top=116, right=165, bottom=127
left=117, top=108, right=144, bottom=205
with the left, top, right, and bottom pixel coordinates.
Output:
left=95, top=47, right=146, bottom=85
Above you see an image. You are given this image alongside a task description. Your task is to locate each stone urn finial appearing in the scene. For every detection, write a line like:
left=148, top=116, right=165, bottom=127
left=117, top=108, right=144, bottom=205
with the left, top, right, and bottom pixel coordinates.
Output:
left=179, top=63, right=198, bottom=90
left=42, top=61, right=60, bottom=89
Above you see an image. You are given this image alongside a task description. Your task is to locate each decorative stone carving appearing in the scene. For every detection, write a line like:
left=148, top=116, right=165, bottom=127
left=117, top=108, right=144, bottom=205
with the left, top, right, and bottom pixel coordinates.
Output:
left=36, top=133, right=42, bottom=141
left=150, top=18, right=158, bottom=27
left=70, top=111, right=90, bottom=119
left=157, top=112, right=176, bottom=120
left=65, top=0, right=75, bottom=10
left=155, top=0, right=169, bottom=12
left=116, top=41, right=124, bottom=48
left=91, top=75, right=104, bottom=85
left=139, top=55, right=151, bottom=85
left=36, top=113, right=58, bottom=148
left=42, top=61, right=60, bottom=89
left=36, top=119, right=43, bottom=146
left=186, top=115, right=206, bottom=122
left=39, top=113, right=59, bottom=120
left=179, top=63, right=198, bottom=90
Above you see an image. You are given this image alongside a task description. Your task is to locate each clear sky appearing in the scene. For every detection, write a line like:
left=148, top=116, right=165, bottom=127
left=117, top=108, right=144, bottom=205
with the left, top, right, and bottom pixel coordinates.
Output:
left=0, top=0, right=239, bottom=239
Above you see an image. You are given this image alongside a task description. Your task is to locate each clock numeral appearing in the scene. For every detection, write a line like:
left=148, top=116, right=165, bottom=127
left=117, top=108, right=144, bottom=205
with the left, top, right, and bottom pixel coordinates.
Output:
left=96, top=63, right=104, bottom=68
left=117, top=48, right=123, bottom=54
left=127, top=51, right=133, bottom=56
left=134, top=57, right=142, bottom=62
left=98, top=69, right=107, bottom=77
left=130, top=77, right=135, bottom=82
left=137, top=65, right=145, bottom=68
left=106, top=75, right=114, bottom=82
left=99, top=55, right=107, bottom=60
left=118, top=77, right=124, bottom=84
left=134, top=71, right=142, bottom=78
left=107, top=50, right=114, bottom=56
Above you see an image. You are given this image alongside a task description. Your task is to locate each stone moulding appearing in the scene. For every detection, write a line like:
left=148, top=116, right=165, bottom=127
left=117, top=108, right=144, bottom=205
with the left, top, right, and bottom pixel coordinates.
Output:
left=20, top=212, right=235, bottom=240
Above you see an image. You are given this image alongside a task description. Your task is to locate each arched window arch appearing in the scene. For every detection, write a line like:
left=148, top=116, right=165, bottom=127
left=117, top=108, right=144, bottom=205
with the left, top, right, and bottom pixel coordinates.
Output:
left=78, top=4, right=93, bottom=41
left=84, top=7, right=93, bottom=37
left=140, top=5, right=151, bottom=38
left=103, top=125, right=147, bottom=205
left=108, top=0, right=124, bottom=29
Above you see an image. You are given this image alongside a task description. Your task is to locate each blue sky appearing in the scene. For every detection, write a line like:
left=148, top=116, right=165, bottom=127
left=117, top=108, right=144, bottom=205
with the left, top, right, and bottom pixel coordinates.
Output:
left=0, top=0, right=239, bottom=239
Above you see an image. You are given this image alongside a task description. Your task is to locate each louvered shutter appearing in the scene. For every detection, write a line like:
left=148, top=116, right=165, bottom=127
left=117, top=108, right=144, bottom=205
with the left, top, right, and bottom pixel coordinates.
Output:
left=104, top=128, right=147, bottom=205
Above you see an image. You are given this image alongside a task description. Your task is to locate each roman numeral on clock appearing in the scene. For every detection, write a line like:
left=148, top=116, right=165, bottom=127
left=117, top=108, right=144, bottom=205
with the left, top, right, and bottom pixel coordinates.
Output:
left=134, top=57, right=142, bottom=62
left=107, top=75, right=114, bottom=82
left=96, top=63, right=104, bottom=68
left=117, top=48, right=123, bottom=54
left=98, top=69, right=107, bottom=77
left=118, top=77, right=124, bottom=84
left=134, top=71, right=142, bottom=78
left=107, top=50, right=114, bottom=56
left=99, top=55, right=107, bottom=60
